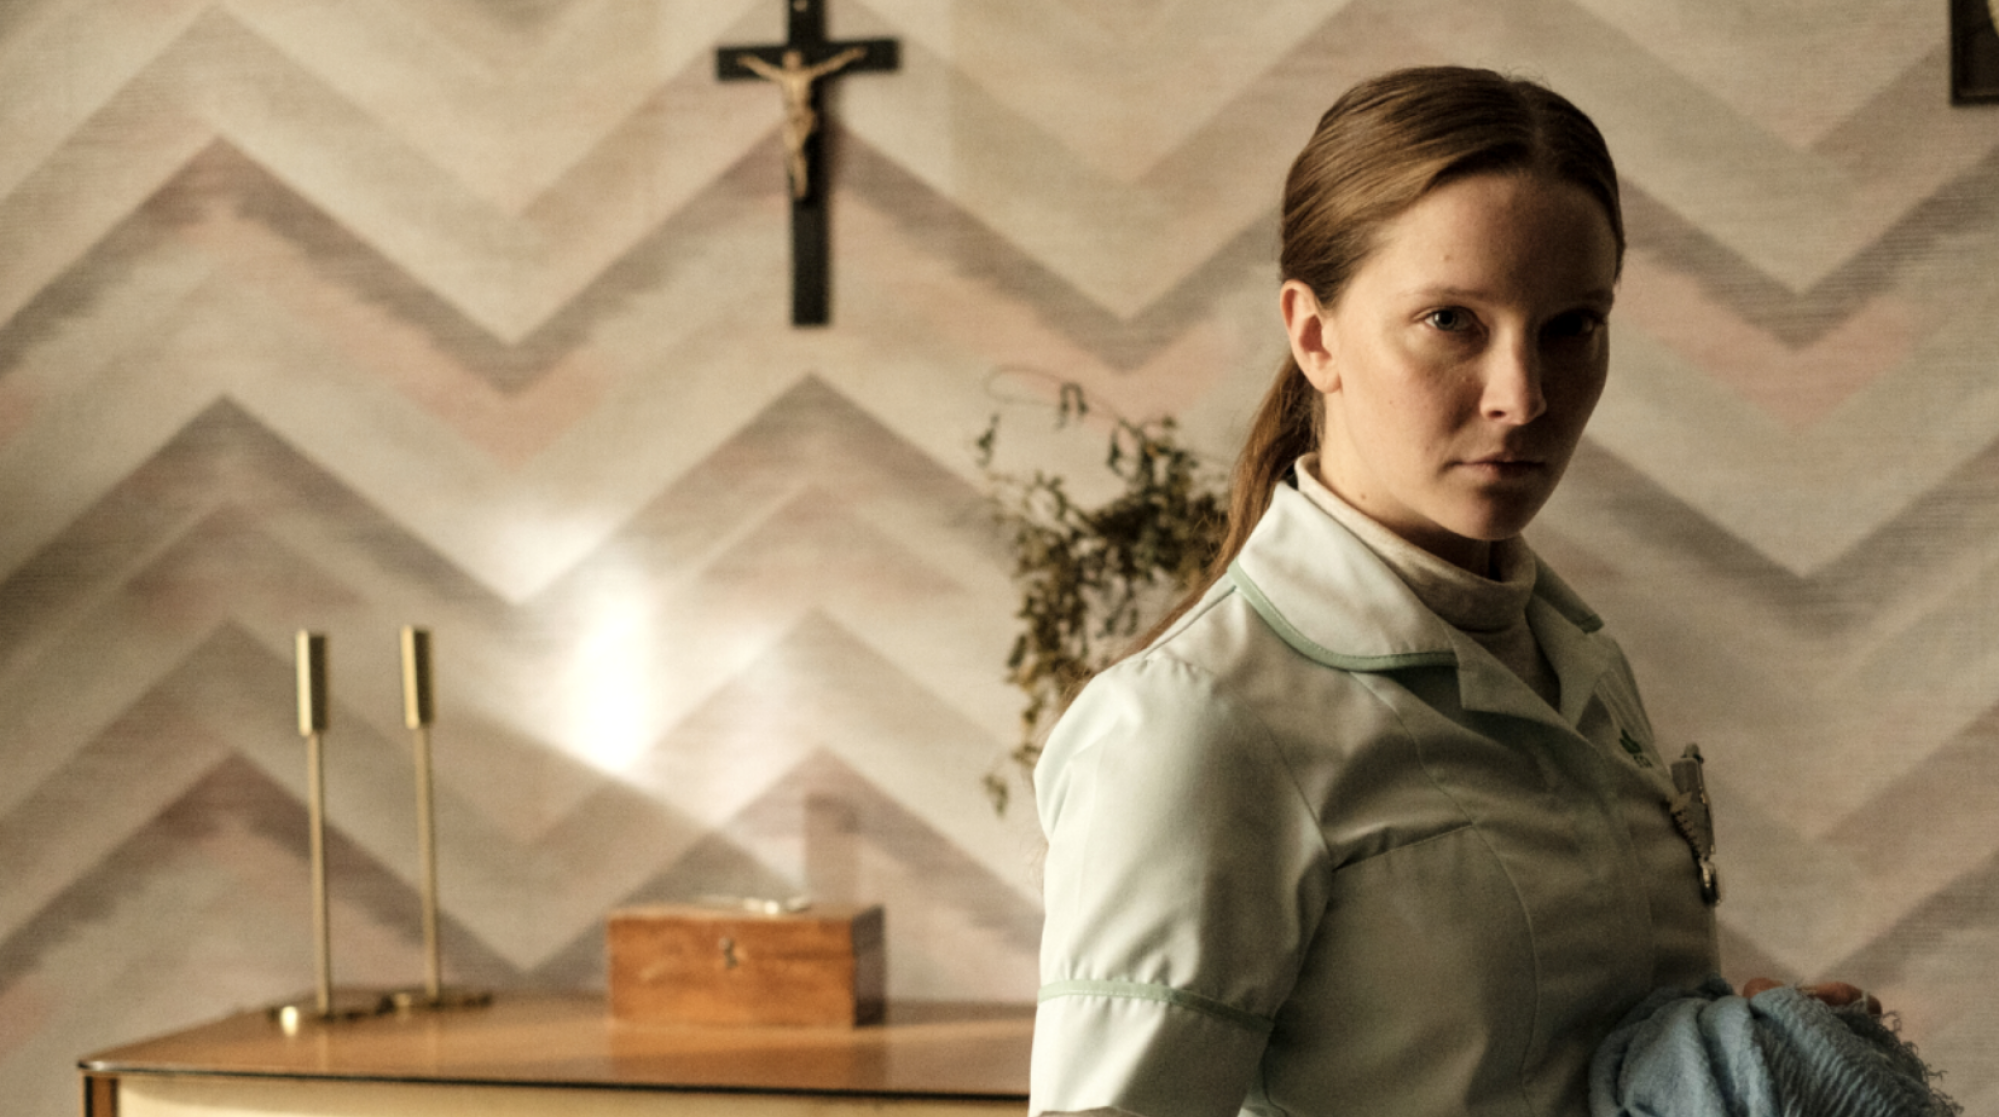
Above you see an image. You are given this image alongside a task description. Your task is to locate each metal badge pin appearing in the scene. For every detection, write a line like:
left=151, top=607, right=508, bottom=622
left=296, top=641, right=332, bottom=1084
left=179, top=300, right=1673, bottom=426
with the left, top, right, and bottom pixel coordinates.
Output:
left=1669, top=743, right=1721, bottom=905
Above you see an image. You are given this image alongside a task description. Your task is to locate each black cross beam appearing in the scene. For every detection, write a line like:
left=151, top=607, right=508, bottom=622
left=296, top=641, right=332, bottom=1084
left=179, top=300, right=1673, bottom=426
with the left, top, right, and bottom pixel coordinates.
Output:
left=718, top=0, right=899, bottom=326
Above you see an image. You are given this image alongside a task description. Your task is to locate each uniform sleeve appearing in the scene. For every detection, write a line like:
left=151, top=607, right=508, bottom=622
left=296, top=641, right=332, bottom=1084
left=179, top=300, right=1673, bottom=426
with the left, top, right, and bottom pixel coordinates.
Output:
left=1030, top=653, right=1331, bottom=1117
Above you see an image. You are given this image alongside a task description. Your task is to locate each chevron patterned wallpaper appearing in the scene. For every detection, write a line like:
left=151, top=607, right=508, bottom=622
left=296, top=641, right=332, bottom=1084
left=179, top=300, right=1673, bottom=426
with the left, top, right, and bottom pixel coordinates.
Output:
left=2, top=0, right=1996, bottom=1113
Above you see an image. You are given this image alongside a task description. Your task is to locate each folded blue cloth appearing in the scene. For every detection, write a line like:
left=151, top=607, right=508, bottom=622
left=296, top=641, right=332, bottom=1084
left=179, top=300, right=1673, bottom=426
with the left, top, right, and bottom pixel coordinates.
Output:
left=1590, top=975, right=1960, bottom=1116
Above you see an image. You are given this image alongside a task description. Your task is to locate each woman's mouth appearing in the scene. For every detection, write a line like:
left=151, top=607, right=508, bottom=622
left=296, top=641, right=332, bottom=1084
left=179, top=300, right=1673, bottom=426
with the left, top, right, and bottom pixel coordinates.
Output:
left=1459, top=456, right=1545, bottom=480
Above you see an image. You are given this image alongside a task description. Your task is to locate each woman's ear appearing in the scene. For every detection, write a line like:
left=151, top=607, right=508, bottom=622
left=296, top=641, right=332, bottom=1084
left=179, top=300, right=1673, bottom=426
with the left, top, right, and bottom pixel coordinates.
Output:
left=1280, top=280, right=1339, bottom=393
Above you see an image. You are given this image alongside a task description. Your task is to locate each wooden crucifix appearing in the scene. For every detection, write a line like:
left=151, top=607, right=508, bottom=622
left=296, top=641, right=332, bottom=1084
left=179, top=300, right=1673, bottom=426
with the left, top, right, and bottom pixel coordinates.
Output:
left=718, top=0, right=899, bottom=326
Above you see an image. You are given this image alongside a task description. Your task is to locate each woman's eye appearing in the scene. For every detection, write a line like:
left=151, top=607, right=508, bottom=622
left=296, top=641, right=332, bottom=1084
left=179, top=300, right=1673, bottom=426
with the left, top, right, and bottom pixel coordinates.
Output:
left=1546, top=311, right=1603, bottom=340
left=1424, top=308, right=1473, bottom=333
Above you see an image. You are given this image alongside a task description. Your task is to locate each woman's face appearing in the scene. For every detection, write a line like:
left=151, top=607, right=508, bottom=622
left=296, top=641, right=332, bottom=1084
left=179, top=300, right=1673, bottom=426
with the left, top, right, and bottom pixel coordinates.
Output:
left=1281, top=172, right=1618, bottom=572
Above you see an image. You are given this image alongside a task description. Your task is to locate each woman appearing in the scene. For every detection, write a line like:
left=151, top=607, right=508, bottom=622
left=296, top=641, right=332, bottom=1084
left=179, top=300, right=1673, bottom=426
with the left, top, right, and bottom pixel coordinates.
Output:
left=1029, top=67, right=1716, bottom=1117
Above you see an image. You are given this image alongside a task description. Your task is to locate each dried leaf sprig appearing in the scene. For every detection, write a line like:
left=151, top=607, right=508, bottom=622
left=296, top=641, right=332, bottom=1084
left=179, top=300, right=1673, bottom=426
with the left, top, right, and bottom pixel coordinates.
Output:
left=977, top=381, right=1225, bottom=813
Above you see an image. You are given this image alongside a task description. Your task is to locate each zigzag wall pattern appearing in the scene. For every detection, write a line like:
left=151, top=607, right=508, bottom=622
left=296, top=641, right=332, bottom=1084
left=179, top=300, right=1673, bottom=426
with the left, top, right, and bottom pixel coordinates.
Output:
left=1, top=1, right=1995, bottom=1113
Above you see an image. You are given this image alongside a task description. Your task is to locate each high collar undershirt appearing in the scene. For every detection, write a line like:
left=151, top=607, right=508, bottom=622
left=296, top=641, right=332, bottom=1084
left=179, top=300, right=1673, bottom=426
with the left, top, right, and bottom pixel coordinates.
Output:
left=1293, top=456, right=1561, bottom=709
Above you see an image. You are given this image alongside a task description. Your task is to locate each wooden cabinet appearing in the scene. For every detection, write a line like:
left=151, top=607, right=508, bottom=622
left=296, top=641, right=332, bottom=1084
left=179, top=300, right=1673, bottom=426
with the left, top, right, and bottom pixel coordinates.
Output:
left=80, top=993, right=1031, bottom=1117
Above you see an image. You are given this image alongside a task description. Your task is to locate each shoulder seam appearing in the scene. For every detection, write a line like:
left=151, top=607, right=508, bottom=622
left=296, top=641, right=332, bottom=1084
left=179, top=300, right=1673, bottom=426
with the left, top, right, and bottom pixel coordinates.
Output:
left=1118, top=649, right=1339, bottom=911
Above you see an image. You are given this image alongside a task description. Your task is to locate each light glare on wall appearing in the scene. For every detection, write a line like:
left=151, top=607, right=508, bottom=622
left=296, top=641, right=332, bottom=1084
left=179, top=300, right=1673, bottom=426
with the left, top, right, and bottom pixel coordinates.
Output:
left=562, top=574, right=657, bottom=775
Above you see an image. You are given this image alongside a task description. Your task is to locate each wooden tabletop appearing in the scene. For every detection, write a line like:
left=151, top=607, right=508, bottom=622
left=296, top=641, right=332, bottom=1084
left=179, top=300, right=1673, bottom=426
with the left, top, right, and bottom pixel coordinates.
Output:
left=82, top=992, right=1034, bottom=1100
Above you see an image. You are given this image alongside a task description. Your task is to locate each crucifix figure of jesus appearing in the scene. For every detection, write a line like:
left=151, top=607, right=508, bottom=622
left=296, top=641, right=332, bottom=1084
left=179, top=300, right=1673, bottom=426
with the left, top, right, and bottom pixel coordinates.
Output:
left=736, top=46, right=868, bottom=200
left=718, top=0, right=899, bottom=326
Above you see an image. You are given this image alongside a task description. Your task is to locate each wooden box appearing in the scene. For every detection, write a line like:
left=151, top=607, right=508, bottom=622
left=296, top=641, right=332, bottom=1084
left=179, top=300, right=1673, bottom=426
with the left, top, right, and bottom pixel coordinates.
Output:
left=608, top=903, right=885, bottom=1027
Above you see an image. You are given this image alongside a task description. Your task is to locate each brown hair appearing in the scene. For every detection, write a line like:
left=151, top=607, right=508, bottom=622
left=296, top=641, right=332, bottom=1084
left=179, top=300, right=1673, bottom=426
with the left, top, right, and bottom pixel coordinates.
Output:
left=1141, top=66, right=1625, bottom=645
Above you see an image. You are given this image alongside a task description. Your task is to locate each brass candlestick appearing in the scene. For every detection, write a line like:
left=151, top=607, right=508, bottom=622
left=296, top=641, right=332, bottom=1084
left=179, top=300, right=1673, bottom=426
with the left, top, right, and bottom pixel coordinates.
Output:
left=301, top=631, right=331, bottom=1016
left=269, top=631, right=387, bottom=1025
left=388, top=627, right=489, bottom=1013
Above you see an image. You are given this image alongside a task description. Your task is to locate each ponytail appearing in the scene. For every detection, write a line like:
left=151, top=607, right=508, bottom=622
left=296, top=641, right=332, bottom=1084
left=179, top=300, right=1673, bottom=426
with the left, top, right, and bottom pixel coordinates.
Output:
left=1130, top=354, right=1321, bottom=647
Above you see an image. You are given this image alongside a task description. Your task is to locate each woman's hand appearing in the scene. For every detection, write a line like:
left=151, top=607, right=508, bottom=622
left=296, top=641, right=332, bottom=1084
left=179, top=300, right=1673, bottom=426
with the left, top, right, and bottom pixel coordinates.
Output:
left=1740, top=977, right=1882, bottom=1015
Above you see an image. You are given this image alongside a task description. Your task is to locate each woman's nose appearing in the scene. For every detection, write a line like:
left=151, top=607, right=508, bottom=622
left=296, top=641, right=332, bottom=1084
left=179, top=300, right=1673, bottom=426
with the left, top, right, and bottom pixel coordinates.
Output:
left=1480, top=339, right=1547, bottom=425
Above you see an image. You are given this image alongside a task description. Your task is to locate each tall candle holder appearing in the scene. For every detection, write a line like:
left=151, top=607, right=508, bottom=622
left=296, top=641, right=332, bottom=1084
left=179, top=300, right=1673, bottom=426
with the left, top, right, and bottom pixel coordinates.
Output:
left=387, top=627, right=491, bottom=1013
left=268, top=631, right=390, bottom=1026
